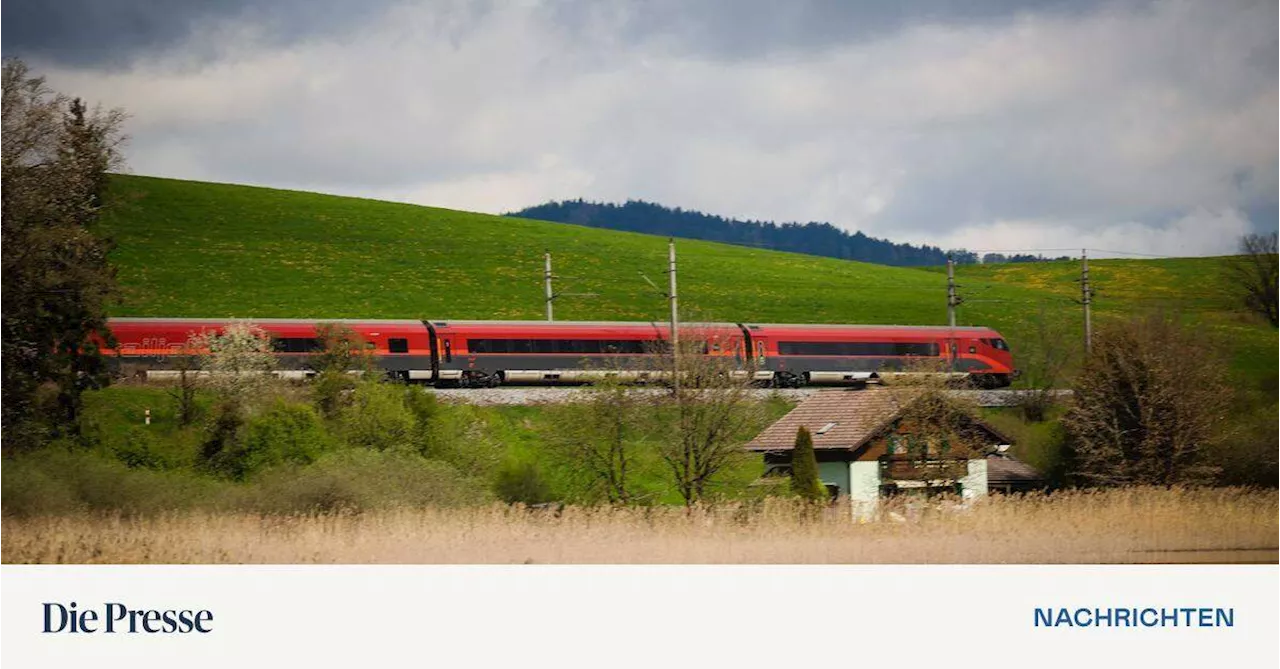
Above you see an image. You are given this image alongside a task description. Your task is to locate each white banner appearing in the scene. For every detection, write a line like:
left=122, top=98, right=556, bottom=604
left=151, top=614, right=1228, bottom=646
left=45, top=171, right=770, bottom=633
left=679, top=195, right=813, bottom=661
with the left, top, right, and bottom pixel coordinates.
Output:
left=3, top=565, right=1276, bottom=668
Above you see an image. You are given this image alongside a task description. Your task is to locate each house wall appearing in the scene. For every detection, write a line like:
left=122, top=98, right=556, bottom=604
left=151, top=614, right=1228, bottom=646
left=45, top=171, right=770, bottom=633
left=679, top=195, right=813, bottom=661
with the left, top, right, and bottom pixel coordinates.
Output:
left=960, top=459, right=988, bottom=500
left=848, top=461, right=881, bottom=520
left=818, top=462, right=850, bottom=496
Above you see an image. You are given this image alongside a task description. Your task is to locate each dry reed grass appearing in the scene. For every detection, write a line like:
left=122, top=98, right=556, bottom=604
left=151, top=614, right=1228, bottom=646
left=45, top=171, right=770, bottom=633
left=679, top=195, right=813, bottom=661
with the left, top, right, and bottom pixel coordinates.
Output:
left=3, top=487, right=1275, bottom=564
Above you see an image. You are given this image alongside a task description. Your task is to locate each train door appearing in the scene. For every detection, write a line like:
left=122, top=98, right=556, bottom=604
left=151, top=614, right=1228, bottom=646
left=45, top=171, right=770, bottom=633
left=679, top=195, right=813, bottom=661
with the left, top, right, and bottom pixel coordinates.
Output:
left=424, top=322, right=441, bottom=380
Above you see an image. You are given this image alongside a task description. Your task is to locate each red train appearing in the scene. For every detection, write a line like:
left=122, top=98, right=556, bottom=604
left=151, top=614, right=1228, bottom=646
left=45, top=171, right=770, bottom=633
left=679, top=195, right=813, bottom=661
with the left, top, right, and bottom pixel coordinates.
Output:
left=103, top=318, right=1018, bottom=388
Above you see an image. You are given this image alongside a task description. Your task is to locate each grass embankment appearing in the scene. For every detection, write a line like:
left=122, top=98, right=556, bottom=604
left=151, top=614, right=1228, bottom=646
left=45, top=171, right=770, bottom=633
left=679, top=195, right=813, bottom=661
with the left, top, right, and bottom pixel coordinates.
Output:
left=4, top=488, right=1274, bottom=564
left=100, top=174, right=1278, bottom=388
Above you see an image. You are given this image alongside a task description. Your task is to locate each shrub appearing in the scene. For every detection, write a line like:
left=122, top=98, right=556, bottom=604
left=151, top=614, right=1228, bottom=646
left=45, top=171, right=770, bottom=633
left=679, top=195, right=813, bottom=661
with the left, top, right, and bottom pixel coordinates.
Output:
left=111, top=425, right=196, bottom=470
left=1, top=446, right=233, bottom=516
left=204, top=400, right=332, bottom=480
left=493, top=459, right=554, bottom=505
left=419, top=403, right=503, bottom=478
left=311, top=370, right=356, bottom=420
left=1, top=451, right=82, bottom=516
left=1063, top=314, right=1230, bottom=486
left=340, top=381, right=417, bottom=451
left=1210, top=395, right=1279, bottom=487
left=200, top=401, right=246, bottom=474
left=251, top=450, right=488, bottom=513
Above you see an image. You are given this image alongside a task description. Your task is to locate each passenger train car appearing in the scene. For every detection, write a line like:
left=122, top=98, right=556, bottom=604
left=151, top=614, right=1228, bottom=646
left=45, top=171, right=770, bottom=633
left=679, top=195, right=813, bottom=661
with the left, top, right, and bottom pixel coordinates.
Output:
left=103, top=318, right=1018, bottom=388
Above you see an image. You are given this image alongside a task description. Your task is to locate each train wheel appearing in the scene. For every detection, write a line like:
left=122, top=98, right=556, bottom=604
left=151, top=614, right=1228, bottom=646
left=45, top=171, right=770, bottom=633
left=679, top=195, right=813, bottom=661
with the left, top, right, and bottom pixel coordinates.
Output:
left=488, top=372, right=502, bottom=388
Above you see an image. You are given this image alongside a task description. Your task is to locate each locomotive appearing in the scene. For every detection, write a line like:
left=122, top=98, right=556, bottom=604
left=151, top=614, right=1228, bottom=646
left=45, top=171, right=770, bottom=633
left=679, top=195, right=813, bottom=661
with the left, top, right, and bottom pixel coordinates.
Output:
left=102, top=318, right=1018, bottom=388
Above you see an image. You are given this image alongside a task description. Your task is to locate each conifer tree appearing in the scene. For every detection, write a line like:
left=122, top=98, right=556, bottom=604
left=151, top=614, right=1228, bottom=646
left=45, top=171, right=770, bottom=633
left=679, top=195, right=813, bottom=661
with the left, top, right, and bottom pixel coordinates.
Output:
left=790, top=426, right=826, bottom=502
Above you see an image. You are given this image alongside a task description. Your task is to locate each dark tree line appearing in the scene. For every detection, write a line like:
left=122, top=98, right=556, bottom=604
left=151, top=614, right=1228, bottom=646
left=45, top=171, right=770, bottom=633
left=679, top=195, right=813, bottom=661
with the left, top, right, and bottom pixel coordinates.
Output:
left=2, top=59, right=125, bottom=451
left=510, top=199, right=960, bottom=266
left=509, top=199, right=1058, bottom=267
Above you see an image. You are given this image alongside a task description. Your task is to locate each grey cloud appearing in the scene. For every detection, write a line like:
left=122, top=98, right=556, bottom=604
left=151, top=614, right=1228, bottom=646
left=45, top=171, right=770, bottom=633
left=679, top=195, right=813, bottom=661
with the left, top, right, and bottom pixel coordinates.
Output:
left=5, top=0, right=1115, bottom=68
left=1, top=0, right=392, bottom=68
left=552, top=0, right=1117, bottom=60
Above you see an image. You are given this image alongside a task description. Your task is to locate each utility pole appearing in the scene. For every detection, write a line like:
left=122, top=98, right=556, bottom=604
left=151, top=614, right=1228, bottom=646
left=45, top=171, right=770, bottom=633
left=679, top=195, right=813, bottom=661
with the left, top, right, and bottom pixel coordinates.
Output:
left=543, top=252, right=597, bottom=320
left=946, top=256, right=958, bottom=328
left=946, top=256, right=961, bottom=372
left=544, top=250, right=554, bottom=321
left=1081, top=248, right=1092, bottom=354
left=668, top=238, right=680, bottom=393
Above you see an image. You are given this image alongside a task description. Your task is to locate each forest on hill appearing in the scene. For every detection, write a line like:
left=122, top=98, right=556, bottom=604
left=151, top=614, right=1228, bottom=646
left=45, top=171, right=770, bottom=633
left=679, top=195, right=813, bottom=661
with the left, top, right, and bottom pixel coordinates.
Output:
left=509, top=199, right=1066, bottom=267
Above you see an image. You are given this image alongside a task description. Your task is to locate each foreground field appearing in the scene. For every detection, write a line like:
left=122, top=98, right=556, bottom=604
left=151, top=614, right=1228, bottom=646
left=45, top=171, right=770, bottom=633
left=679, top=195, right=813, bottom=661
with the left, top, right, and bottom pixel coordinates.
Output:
left=5, top=488, right=1275, bottom=564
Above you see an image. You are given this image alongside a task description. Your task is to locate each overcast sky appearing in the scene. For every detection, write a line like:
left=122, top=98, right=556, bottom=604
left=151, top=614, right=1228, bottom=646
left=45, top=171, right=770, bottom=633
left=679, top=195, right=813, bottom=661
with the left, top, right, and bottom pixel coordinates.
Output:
left=5, top=0, right=1276, bottom=257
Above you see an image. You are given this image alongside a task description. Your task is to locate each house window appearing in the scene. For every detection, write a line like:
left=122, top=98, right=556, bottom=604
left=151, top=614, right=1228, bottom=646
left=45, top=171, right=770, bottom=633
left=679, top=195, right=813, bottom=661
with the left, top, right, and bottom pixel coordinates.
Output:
left=389, top=338, right=409, bottom=354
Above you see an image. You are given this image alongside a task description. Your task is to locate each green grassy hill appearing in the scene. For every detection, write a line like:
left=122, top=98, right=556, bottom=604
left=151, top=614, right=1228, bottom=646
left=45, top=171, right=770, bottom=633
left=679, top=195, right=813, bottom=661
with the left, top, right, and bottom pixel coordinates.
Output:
left=101, top=174, right=1276, bottom=383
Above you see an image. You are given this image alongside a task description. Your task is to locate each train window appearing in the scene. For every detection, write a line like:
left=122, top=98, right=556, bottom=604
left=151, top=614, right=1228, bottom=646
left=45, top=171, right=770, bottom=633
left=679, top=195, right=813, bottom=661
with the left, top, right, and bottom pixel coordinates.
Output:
left=756, top=341, right=766, bottom=360
left=777, top=341, right=940, bottom=356
left=389, top=338, right=409, bottom=354
left=273, top=337, right=322, bottom=353
left=465, top=339, right=651, bottom=355
left=443, top=339, right=452, bottom=361
left=991, top=339, right=1010, bottom=351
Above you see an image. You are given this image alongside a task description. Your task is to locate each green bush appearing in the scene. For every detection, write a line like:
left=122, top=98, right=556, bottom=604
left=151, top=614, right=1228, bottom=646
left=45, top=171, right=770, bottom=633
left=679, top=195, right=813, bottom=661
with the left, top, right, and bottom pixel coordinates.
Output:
left=1211, top=397, right=1279, bottom=487
left=1, top=450, right=82, bottom=516
left=204, top=400, right=332, bottom=480
left=404, top=386, right=442, bottom=434
left=251, top=449, right=488, bottom=513
left=493, top=459, right=554, bottom=505
left=1, top=447, right=234, bottom=516
left=420, top=403, right=503, bottom=478
left=311, top=370, right=356, bottom=419
left=107, top=425, right=202, bottom=471
left=340, top=382, right=417, bottom=451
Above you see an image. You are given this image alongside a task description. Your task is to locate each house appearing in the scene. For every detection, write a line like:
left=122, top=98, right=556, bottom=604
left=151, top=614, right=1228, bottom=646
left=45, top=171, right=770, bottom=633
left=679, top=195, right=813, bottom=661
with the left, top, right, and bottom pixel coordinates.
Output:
left=986, top=452, right=1049, bottom=493
left=745, top=388, right=1021, bottom=515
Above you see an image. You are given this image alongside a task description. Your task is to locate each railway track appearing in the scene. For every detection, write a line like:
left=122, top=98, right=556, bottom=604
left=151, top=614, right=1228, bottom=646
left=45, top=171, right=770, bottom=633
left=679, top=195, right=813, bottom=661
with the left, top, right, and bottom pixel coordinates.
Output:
left=422, top=387, right=1073, bottom=407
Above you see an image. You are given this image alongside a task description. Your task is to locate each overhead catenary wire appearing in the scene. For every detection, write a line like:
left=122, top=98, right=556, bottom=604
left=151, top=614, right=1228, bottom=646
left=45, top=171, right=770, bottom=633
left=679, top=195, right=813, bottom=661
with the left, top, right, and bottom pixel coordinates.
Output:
left=963, top=247, right=1177, bottom=259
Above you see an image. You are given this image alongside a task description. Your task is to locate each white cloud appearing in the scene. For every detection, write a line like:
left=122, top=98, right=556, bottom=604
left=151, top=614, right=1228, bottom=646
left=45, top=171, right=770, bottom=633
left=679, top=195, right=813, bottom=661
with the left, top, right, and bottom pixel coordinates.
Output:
left=922, top=207, right=1253, bottom=258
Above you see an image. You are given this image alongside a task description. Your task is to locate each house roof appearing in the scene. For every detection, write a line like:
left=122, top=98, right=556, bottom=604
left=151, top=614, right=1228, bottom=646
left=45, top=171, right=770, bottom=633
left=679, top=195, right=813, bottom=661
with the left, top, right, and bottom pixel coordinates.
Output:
left=744, top=388, right=1012, bottom=453
left=745, top=389, right=908, bottom=452
left=986, top=455, right=1046, bottom=484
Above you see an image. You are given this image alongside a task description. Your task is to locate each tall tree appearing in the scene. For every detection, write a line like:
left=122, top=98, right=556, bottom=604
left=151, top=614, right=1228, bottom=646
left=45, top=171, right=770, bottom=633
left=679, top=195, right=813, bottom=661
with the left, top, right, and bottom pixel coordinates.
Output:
left=790, top=426, right=826, bottom=502
left=1226, top=232, right=1278, bottom=327
left=543, top=378, right=646, bottom=504
left=1062, top=314, right=1230, bottom=486
left=1, top=59, right=126, bottom=449
left=649, top=330, right=768, bottom=506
